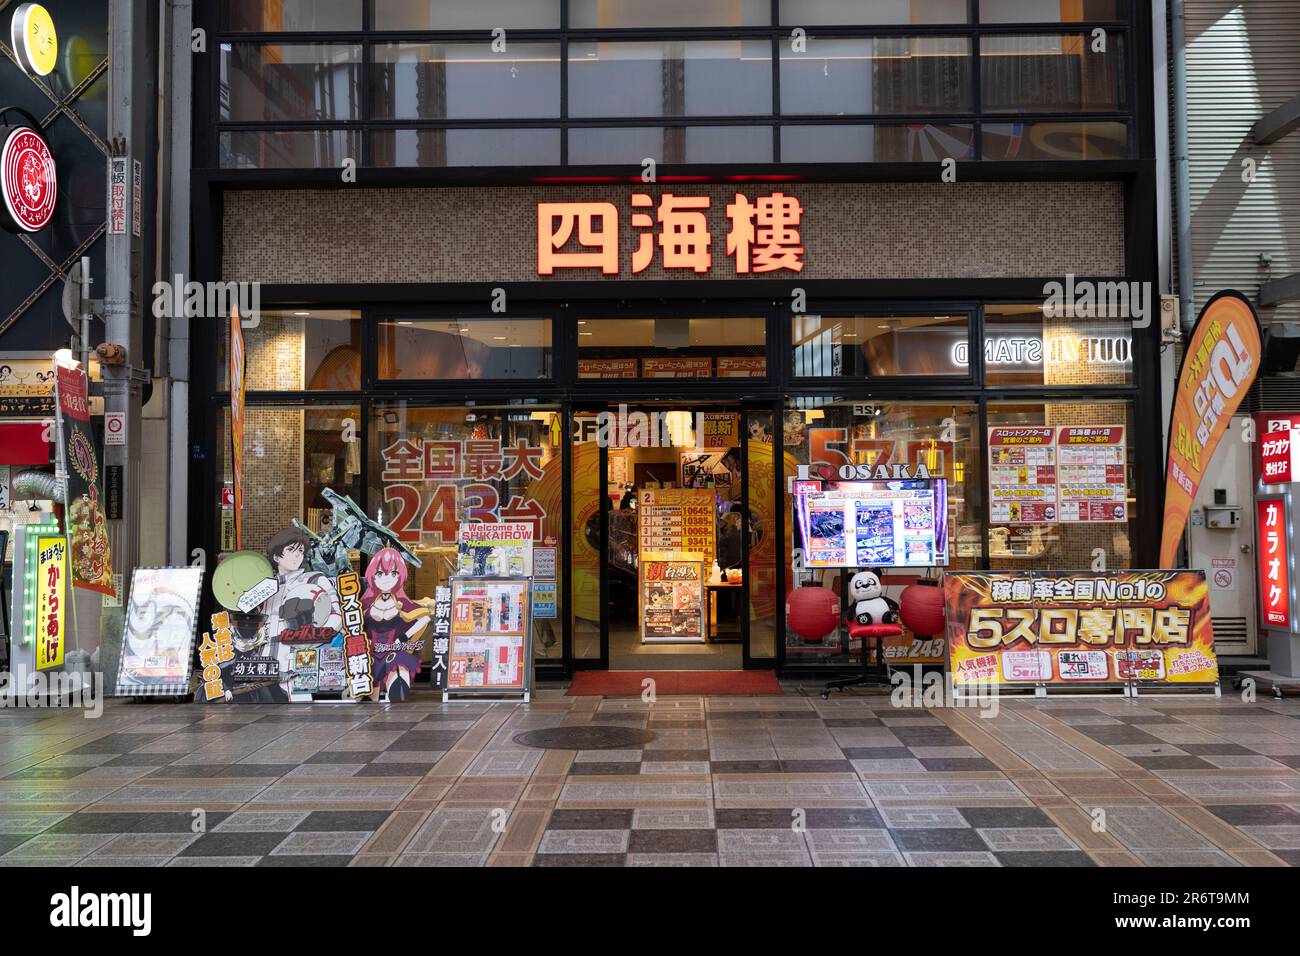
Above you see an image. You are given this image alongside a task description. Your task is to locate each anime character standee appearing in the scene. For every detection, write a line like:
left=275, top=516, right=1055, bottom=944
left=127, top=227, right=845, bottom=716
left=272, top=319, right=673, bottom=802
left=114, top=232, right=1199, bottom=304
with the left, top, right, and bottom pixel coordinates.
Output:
left=360, top=547, right=435, bottom=702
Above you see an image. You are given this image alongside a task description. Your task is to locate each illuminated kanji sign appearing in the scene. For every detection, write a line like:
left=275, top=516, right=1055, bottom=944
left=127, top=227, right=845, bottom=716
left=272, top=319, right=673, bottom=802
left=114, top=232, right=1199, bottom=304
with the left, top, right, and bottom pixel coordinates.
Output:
left=537, top=192, right=805, bottom=276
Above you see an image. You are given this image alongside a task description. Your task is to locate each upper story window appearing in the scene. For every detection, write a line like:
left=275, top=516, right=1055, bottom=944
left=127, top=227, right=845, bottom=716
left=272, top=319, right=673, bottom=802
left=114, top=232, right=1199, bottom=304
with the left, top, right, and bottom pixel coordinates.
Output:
left=213, top=0, right=1137, bottom=169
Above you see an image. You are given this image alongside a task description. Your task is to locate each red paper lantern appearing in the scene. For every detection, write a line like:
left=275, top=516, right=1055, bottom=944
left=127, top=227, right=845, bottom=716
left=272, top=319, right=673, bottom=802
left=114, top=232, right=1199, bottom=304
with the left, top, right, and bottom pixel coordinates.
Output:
left=900, top=581, right=945, bottom=637
left=786, top=585, right=839, bottom=642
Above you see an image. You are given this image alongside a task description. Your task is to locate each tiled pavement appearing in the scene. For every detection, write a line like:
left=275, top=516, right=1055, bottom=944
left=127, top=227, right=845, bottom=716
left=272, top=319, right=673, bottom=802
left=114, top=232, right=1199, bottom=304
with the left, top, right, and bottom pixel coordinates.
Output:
left=0, top=688, right=1299, bottom=867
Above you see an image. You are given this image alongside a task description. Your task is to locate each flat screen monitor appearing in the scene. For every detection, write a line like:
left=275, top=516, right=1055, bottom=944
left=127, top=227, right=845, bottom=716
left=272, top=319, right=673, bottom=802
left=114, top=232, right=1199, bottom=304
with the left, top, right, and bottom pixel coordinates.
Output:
left=793, top=479, right=948, bottom=569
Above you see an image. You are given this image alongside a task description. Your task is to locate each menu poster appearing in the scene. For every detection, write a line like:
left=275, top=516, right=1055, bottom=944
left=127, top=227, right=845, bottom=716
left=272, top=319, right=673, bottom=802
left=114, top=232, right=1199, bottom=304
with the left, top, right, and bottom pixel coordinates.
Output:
left=640, top=553, right=705, bottom=643
left=793, top=480, right=948, bottom=569
left=716, top=357, right=767, bottom=378
left=988, top=427, right=1057, bottom=524
left=456, top=522, right=533, bottom=577
left=447, top=577, right=531, bottom=693
left=642, top=357, right=712, bottom=378
left=1056, top=426, right=1127, bottom=523
left=638, top=488, right=716, bottom=561
left=578, top=358, right=639, bottom=379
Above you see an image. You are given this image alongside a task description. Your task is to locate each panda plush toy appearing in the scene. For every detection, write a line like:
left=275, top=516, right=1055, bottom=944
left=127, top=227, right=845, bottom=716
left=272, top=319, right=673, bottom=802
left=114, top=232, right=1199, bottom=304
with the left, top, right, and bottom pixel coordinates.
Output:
left=849, top=570, right=898, bottom=627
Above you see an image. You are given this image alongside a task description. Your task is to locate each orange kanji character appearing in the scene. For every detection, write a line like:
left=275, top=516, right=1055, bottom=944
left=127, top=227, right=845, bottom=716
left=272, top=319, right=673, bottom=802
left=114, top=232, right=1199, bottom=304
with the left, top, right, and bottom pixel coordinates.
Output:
left=657, top=194, right=711, bottom=272
left=537, top=202, right=619, bottom=275
left=631, top=193, right=655, bottom=273
left=423, top=440, right=460, bottom=480
left=382, top=439, right=423, bottom=482
left=462, top=439, right=503, bottom=480
left=501, top=495, right=546, bottom=538
left=501, top=438, right=544, bottom=480
left=726, top=191, right=804, bottom=273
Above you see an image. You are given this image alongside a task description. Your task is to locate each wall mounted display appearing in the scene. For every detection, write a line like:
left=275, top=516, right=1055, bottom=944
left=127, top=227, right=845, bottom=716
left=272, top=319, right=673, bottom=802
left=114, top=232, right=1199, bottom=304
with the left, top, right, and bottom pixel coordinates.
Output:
left=793, top=480, right=948, bottom=569
left=114, top=567, right=204, bottom=697
left=945, top=571, right=1220, bottom=690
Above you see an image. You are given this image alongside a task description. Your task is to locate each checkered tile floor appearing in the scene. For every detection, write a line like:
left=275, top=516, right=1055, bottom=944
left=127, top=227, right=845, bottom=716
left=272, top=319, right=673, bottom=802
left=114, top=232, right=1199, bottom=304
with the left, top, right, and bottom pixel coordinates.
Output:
left=0, top=687, right=1298, bottom=866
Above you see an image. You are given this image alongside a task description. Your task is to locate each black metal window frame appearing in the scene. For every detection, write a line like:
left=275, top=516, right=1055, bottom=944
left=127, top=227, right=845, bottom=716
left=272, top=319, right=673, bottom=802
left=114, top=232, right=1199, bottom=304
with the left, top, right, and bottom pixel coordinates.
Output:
left=203, top=0, right=1138, bottom=171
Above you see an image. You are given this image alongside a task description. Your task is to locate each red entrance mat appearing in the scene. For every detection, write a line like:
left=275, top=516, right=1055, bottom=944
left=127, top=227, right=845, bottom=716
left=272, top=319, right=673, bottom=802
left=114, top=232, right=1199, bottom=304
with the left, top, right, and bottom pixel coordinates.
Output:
left=566, top=670, right=781, bottom=697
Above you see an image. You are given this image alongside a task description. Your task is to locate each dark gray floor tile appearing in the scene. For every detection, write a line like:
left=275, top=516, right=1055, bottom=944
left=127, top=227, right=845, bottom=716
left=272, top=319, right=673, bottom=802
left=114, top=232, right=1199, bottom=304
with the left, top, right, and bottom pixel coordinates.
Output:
left=1126, top=756, right=1216, bottom=771
left=806, top=808, right=885, bottom=829
left=890, top=728, right=965, bottom=747
left=710, top=761, right=783, bottom=774
left=1205, top=804, right=1300, bottom=826
left=917, top=757, right=1000, bottom=772
left=569, top=762, right=641, bottom=775
left=779, top=759, right=856, bottom=773
left=841, top=747, right=913, bottom=760
left=68, top=734, right=165, bottom=754
left=641, top=750, right=710, bottom=762
left=181, top=832, right=289, bottom=857
left=959, top=807, right=1054, bottom=828
left=47, top=814, right=146, bottom=834
left=890, top=828, right=988, bottom=852
left=388, top=732, right=463, bottom=751
left=1273, top=850, right=1300, bottom=866
left=105, top=753, right=178, bottom=766
left=715, top=809, right=797, bottom=829
left=135, top=812, right=233, bottom=833
left=627, top=829, right=717, bottom=853
left=257, top=855, right=354, bottom=866
left=296, top=811, right=392, bottom=832
left=1075, top=726, right=1162, bottom=745
left=533, top=853, right=625, bottom=867
left=353, top=763, right=427, bottom=777
left=995, top=851, right=1095, bottom=867
left=822, top=718, right=884, bottom=728
left=546, top=809, right=634, bottom=830
left=1179, top=744, right=1259, bottom=756
left=308, top=751, right=382, bottom=764
left=146, top=764, right=229, bottom=779
left=0, top=835, right=34, bottom=854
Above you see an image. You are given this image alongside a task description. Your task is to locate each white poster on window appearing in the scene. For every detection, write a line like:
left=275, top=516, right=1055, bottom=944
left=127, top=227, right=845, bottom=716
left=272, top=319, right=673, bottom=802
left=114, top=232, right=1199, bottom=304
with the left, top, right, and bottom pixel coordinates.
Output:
left=987, top=427, right=1057, bottom=524
left=1056, top=426, right=1127, bottom=523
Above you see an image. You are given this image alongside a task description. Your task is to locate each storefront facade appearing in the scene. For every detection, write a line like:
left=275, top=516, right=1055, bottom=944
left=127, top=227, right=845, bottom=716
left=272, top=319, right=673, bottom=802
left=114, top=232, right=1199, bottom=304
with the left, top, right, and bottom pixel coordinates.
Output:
left=191, top=1, right=1160, bottom=679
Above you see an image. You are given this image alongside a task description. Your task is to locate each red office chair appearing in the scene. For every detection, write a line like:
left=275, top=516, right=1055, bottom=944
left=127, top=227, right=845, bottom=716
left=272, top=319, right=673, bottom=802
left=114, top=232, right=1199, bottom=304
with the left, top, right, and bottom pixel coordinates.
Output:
left=822, top=614, right=902, bottom=699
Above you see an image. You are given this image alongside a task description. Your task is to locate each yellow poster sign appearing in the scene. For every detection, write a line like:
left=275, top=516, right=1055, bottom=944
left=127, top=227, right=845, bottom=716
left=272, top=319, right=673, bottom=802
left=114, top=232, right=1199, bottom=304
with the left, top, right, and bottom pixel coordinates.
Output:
left=35, top=535, right=66, bottom=670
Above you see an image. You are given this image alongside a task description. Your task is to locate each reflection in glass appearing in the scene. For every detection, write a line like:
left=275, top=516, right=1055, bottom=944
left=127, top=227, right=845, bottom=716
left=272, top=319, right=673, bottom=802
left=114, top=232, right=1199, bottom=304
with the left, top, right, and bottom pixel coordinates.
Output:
left=572, top=0, right=770, bottom=27
left=371, top=43, right=561, bottom=120
left=568, top=40, right=772, bottom=118
left=780, top=36, right=971, bottom=115
left=220, top=43, right=361, bottom=122
left=980, top=0, right=1126, bottom=23
left=372, top=0, right=560, bottom=30
left=781, top=123, right=974, bottom=162
left=217, top=311, right=361, bottom=391
left=371, top=129, right=562, bottom=167
left=780, top=0, right=968, bottom=23
left=223, top=0, right=362, bottom=30
left=568, top=126, right=773, bottom=164
left=792, top=315, right=970, bottom=378
left=981, top=34, right=1125, bottom=112
left=982, top=121, right=1128, bottom=160
left=219, top=129, right=359, bottom=168
left=378, top=319, right=552, bottom=380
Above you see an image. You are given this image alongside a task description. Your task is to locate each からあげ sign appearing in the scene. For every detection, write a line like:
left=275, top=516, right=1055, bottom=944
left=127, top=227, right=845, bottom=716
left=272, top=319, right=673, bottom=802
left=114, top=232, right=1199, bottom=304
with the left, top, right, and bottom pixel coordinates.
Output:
left=944, top=571, right=1220, bottom=688
left=537, top=192, right=804, bottom=276
left=1, top=124, right=56, bottom=233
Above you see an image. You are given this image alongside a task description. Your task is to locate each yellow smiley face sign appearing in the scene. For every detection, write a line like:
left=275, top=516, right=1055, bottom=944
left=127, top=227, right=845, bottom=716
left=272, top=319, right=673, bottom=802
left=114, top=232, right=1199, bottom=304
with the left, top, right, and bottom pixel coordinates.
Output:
left=11, top=3, right=57, bottom=77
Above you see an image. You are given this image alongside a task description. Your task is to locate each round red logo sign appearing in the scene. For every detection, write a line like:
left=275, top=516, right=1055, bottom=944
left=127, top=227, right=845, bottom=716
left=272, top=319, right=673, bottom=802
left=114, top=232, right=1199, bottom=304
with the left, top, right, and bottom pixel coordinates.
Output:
left=1, top=125, right=57, bottom=232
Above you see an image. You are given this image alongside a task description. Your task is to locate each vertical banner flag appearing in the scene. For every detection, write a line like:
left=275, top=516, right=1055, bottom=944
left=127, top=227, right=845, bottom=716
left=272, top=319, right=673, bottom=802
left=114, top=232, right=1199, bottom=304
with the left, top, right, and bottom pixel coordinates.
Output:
left=1159, top=291, right=1262, bottom=567
left=53, top=356, right=114, bottom=594
left=230, top=307, right=246, bottom=551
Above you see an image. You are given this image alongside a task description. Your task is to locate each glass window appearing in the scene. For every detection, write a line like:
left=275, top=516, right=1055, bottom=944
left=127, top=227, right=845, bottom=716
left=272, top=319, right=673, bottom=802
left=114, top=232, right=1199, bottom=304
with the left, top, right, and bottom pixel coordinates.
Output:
left=218, top=310, right=361, bottom=391
left=781, top=123, right=974, bottom=162
left=780, top=36, right=971, bottom=115
left=222, top=1, right=362, bottom=31
left=219, top=129, right=359, bottom=169
left=982, top=121, right=1128, bottom=160
left=371, top=129, right=562, bottom=167
left=577, top=317, right=767, bottom=379
left=215, top=404, right=363, bottom=556
left=981, top=34, right=1125, bottom=112
left=571, top=0, right=771, bottom=27
left=792, top=314, right=971, bottom=378
left=568, top=126, right=774, bottom=164
left=378, top=318, right=552, bottom=381
left=371, top=0, right=560, bottom=30
left=219, top=43, right=361, bottom=122
left=367, top=403, right=564, bottom=663
left=783, top=399, right=981, bottom=664
left=371, top=43, right=561, bottom=121
left=987, top=400, right=1134, bottom=569
left=983, top=303, right=1134, bottom=386
left=568, top=40, right=772, bottom=118
left=980, top=0, right=1127, bottom=23
left=780, top=0, right=968, bottom=24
